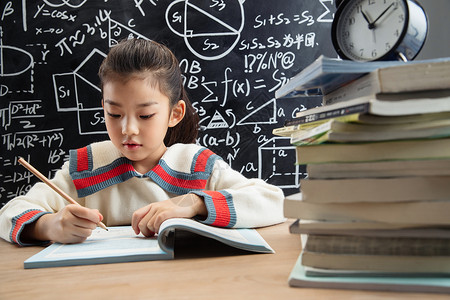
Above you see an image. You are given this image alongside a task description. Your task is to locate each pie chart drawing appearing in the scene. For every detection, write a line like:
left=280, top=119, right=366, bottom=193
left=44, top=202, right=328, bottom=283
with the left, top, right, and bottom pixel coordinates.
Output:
left=166, top=0, right=245, bottom=61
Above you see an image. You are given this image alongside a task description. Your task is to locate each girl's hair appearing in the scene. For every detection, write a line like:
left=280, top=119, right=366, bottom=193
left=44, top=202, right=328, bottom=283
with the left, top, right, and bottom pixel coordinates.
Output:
left=98, top=38, right=199, bottom=146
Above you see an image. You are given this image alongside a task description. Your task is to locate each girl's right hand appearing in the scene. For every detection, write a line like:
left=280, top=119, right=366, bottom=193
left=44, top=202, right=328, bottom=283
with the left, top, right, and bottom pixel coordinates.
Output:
left=22, top=204, right=103, bottom=244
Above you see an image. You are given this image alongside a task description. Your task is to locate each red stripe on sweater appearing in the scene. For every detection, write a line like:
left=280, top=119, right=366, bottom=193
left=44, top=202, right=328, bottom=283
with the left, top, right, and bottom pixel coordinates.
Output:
left=11, top=210, right=42, bottom=244
left=194, top=149, right=214, bottom=172
left=77, top=147, right=89, bottom=172
left=204, top=191, right=230, bottom=227
left=73, top=163, right=135, bottom=190
left=152, top=164, right=207, bottom=189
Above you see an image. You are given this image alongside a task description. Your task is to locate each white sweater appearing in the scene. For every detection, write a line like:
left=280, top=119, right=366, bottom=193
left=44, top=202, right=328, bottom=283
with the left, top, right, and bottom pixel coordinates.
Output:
left=0, top=141, right=285, bottom=245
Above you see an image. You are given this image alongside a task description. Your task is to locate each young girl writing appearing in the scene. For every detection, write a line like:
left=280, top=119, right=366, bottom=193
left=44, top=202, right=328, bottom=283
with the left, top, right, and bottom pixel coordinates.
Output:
left=0, top=38, right=284, bottom=246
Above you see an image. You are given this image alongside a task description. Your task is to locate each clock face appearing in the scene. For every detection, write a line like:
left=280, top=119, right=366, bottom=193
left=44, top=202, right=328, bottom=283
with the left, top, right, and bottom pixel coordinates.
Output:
left=334, top=0, right=408, bottom=61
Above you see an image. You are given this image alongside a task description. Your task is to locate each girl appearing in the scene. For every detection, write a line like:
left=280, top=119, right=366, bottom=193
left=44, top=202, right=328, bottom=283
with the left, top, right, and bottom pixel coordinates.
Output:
left=0, top=39, right=284, bottom=246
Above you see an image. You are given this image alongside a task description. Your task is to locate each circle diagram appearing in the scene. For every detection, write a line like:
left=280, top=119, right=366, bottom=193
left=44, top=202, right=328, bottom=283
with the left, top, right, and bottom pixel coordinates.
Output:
left=166, top=0, right=245, bottom=60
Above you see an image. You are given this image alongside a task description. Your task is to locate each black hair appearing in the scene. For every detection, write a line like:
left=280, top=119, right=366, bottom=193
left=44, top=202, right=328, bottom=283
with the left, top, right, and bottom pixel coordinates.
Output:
left=98, top=38, right=199, bottom=146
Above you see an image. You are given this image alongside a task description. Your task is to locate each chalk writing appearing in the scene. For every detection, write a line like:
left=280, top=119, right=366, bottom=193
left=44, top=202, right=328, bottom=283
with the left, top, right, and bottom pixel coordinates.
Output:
left=0, top=0, right=337, bottom=203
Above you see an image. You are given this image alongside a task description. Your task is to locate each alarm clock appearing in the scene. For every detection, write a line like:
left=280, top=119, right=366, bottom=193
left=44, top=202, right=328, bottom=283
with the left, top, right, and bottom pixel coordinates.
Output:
left=331, top=0, right=428, bottom=62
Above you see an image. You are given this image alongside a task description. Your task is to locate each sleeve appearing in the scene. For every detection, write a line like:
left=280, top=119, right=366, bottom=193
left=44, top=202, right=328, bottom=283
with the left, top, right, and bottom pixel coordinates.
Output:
left=191, top=159, right=286, bottom=228
left=0, top=161, right=79, bottom=246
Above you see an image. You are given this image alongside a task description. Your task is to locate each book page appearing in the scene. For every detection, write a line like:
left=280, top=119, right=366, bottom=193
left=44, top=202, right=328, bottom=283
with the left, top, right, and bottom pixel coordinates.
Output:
left=160, top=218, right=249, bottom=243
left=43, top=227, right=162, bottom=259
left=159, top=218, right=274, bottom=253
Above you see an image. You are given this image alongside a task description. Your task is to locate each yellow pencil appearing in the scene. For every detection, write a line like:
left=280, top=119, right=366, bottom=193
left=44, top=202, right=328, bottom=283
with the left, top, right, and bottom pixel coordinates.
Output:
left=18, top=157, right=108, bottom=231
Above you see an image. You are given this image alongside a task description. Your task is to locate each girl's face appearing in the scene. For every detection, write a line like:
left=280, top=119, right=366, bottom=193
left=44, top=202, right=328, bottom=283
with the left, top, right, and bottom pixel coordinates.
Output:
left=102, top=77, right=185, bottom=173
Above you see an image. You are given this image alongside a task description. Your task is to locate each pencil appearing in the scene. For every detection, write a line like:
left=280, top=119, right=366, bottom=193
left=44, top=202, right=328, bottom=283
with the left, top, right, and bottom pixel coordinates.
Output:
left=18, top=157, right=108, bottom=231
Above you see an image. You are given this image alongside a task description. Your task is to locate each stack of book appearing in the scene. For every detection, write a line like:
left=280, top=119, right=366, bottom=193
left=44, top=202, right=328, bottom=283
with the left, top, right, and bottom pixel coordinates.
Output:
left=276, top=56, right=450, bottom=294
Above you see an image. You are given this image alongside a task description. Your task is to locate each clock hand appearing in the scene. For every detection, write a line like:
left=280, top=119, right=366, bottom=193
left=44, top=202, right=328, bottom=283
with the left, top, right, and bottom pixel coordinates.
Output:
left=372, top=3, right=395, bottom=26
left=361, top=10, right=374, bottom=29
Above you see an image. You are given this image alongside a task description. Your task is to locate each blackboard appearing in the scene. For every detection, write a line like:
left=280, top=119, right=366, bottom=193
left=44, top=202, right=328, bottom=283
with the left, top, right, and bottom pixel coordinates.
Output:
left=0, top=0, right=337, bottom=206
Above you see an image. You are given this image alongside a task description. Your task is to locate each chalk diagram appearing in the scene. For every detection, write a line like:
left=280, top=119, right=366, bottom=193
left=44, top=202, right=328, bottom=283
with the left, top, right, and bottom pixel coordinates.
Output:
left=166, top=0, right=245, bottom=61
left=43, top=0, right=87, bottom=8
left=259, top=137, right=301, bottom=189
left=201, top=92, right=277, bottom=129
left=108, top=16, right=149, bottom=47
left=237, top=94, right=276, bottom=126
left=0, top=45, right=33, bottom=77
left=0, top=33, right=34, bottom=94
left=52, top=48, right=106, bottom=135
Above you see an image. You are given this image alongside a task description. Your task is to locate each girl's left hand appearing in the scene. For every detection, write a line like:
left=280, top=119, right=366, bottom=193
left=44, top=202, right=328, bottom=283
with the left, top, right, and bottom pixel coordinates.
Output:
left=131, top=193, right=207, bottom=237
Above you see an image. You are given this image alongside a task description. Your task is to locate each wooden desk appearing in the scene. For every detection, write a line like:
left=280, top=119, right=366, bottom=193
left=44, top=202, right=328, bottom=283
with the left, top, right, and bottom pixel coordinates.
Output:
left=0, top=220, right=448, bottom=300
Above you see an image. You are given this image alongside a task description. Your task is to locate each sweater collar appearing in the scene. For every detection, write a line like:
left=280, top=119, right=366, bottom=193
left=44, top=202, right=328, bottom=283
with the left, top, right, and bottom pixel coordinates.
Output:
left=69, top=143, right=220, bottom=198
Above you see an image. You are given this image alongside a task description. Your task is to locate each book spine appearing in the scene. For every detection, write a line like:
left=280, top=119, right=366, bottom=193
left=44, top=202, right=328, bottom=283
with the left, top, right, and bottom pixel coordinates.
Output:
left=306, top=159, right=450, bottom=179
left=285, top=103, right=370, bottom=126
left=283, top=198, right=450, bottom=225
left=290, top=121, right=331, bottom=144
left=322, top=72, right=381, bottom=105
left=274, top=112, right=365, bottom=138
left=295, top=138, right=450, bottom=165
left=300, top=251, right=450, bottom=273
left=304, top=235, right=450, bottom=256
left=300, top=176, right=450, bottom=203
left=272, top=119, right=330, bottom=137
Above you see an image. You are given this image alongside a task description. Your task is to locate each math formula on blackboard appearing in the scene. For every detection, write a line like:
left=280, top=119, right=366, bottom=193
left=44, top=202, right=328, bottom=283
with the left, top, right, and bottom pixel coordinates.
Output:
left=0, top=0, right=337, bottom=205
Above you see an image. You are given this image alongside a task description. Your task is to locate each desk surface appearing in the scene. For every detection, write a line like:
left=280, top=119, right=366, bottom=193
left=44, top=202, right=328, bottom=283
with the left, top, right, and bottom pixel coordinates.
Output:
left=0, top=220, right=448, bottom=300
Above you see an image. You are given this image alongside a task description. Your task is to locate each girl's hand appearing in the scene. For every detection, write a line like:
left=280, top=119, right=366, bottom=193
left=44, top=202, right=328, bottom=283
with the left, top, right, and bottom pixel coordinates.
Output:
left=22, top=204, right=103, bottom=244
left=131, top=194, right=207, bottom=237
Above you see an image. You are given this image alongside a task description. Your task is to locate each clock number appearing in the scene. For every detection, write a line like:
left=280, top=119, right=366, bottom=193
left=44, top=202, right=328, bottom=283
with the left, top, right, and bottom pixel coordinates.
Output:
left=385, top=42, right=391, bottom=51
left=394, top=29, right=400, bottom=37
left=348, top=17, right=355, bottom=25
left=371, top=50, right=377, bottom=58
left=359, top=49, right=364, bottom=57
left=356, top=5, right=362, bottom=14
left=368, top=0, right=375, bottom=5
left=398, top=14, right=404, bottom=23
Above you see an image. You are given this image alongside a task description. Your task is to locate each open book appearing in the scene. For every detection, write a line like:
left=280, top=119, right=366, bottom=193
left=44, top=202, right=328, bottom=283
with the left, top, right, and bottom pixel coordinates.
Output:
left=24, top=218, right=274, bottom=269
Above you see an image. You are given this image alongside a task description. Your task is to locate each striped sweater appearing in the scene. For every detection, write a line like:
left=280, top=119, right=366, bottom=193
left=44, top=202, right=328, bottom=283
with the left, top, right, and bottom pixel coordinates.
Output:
left=0, top=141, right=285, bottom=246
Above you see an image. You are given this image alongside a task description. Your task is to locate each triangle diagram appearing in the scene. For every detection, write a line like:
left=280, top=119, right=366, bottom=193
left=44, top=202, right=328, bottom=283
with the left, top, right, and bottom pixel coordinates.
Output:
left=108, top=18, right=150, bottom=47
left=206, top=111, right=229, bottom=129
left=75, top=74, right=102, bottom=109
left=185, top=2, right=241, bottom=36
left=237, top=97, right=276, bottom=126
